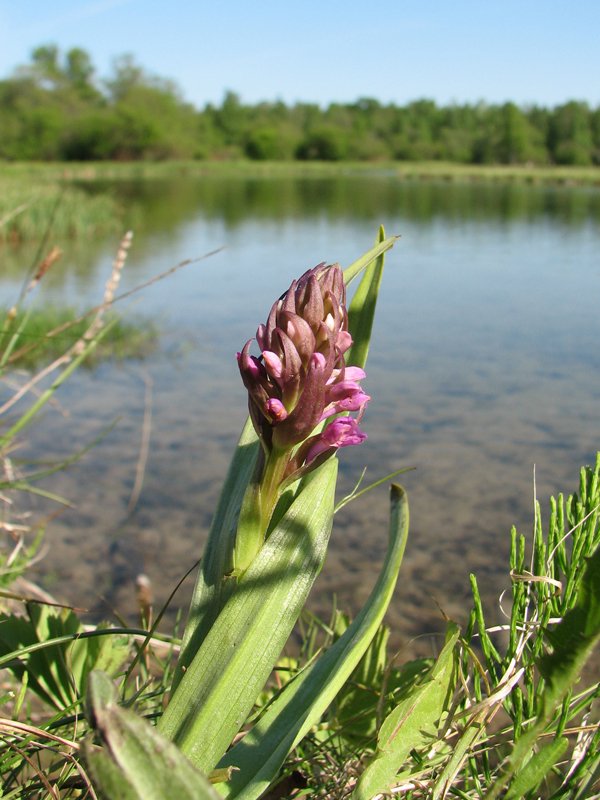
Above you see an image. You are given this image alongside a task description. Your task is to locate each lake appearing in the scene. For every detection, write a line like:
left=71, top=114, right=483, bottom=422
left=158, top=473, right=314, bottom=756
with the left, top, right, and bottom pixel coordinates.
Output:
left=4, top=174, right=600, bottom=654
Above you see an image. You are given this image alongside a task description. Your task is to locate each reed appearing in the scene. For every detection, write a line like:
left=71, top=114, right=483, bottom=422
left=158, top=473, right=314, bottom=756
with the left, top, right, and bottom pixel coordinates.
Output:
left=1, top=159, right=599, bottom=186
left=0, top=178, right=121, bottom=242
left=1, top=306, right=157, bottom=369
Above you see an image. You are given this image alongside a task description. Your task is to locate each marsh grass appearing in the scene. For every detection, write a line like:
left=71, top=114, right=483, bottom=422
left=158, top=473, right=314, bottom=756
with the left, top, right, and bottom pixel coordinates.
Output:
left=265, top=460, right=600, bottom=799
left=0, top=178, right=122, bottom=242
left=1, top=160, right=598, bottom=251
left=0, top=204, right=239, bottom=796
left=1, top=307, right=158, bottom=369
left=1, top=160, right=599, bottom=187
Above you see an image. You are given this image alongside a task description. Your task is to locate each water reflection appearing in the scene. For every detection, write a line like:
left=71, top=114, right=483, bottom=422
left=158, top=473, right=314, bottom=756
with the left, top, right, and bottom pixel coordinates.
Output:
left=3, top=177, right=598, bottom=284
left=87, top=174, right=600, bottom=230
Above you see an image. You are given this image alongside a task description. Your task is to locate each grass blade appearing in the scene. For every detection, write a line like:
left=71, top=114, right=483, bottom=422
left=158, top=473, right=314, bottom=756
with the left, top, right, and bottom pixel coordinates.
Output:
left=503, top=736, right=569, bottom=800
left=343, top=233, right=398, bottom=287
left=353, top=623, right=459, bottom=800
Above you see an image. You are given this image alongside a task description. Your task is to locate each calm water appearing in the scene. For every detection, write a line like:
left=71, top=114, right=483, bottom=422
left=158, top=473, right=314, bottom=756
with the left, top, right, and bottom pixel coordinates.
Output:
left=4, top=175, right=600, bottom=653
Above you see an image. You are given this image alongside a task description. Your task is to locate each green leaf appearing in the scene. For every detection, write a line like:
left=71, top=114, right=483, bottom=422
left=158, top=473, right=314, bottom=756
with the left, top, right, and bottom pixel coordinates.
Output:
left=539, top=544, right=600, bottom=710
left=216, top=484, right=409, bottom=800
left=173, top=417, right=259, bottom=689
left=0, top=605, right=128, bottom=711
left=333, top=622, right=390, bottom=742
left=431, top=721, right=486, bottom=800
left=159, top=459, right=338, bottom=774
left=346, top=225, right=388, bottom=370
left=353, top=623, right=460, bottom=800
left=343, top=232, right=398, bottom=287
left=503, top=736, right=569, bottom=800
left=84, top=671, right=220, bottom=800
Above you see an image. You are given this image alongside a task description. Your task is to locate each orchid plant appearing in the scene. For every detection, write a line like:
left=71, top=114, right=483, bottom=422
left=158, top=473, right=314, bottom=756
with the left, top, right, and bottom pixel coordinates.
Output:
left=84, top=229, right=413, bottom=797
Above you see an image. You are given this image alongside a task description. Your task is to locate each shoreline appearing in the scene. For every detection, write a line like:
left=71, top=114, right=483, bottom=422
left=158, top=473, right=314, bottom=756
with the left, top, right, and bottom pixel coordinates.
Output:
left=2, top=159, right=600, bottom=187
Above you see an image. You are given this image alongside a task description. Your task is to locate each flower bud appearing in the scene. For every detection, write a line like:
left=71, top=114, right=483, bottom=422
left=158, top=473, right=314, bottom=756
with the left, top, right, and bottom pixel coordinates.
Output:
left=237, top=263, right=368, bottom=456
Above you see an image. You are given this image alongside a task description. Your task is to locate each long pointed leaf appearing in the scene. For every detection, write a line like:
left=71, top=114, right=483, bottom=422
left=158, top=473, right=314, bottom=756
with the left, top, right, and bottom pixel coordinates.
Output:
left=84, top=671, right=220, bottom=800
left=159, top=460, right=338, bottom=774
left=343, top=234, right=398, bottom=286
left=174, top=418, right=259, bottom=688
left=353, top=624, right=459, bottom=800
left=217, top=484, right=409, bottom=800
left=346, top=225, right=387, bottom=369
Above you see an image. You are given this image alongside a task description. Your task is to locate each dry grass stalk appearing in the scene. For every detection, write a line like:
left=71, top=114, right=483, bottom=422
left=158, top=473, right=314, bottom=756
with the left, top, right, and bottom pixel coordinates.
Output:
left=75, top=229, right=133, bottom=351
left=0, top=231, right=133, bottom=416
left=0, top=718, right=80, bottom=751
left=127, top=371, right=153, bottom=516
left=27, top=246, right=62, bottom=293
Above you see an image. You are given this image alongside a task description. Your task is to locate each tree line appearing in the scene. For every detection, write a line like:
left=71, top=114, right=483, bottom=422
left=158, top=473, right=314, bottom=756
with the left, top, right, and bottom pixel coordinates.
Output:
left=1, top=45, right=599, bottom=165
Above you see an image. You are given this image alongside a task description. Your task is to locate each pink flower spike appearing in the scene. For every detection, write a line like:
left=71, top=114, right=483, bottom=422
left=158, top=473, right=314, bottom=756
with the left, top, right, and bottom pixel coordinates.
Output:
left=343, top=366, right=366, bottom=382
left=311, top=352, right=327, bottom=369
left=266, top=398, right=288, bottom=422
left=304, top=417, right=367, bottom=464
left=262, top=350, right=283, bottom=379
left=336, top=330, right=353, bottom=354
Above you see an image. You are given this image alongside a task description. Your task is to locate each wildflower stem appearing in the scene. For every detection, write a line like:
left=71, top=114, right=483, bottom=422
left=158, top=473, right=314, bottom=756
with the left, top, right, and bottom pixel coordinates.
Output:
left=233, top=447, right=289, bottom=575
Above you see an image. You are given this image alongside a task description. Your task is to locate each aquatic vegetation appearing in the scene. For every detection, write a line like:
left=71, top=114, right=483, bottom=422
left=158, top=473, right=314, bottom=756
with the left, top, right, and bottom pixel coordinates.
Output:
left=1, top=306, right=157, bottom=369
left=0, top=177, right=122, bottom=242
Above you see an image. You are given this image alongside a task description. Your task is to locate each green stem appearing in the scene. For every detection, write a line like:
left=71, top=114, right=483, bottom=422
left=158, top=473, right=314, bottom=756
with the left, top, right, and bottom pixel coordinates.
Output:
left=232, top=447, right=289, bottom=575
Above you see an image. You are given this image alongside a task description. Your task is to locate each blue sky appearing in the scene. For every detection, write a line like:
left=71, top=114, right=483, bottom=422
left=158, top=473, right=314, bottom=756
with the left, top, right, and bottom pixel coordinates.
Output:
left=0, top=0, right=598, bottom=109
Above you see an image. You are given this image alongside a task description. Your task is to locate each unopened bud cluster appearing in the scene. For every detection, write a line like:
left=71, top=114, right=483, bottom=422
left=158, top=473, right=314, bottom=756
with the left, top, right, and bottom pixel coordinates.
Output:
left=238, top=263, right=368, bottom=476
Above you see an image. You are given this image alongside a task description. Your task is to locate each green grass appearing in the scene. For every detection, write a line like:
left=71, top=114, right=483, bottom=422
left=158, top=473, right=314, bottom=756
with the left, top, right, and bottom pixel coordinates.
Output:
left=1, top=306, right=158, bottom=369
left=1, top=159, right=599, bottom=186
left=0, top=178, right=123, bottom=242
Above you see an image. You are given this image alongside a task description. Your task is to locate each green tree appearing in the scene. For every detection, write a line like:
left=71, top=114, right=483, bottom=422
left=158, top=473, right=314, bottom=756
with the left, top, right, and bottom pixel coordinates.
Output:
left=496, top=102, right=546, bottom=164
left=64, top=47, right=100, bottom=102
left=214, top=91, right=248, bottom=147
left=296, top=126, right=348, bottom=160
left=245, top=126, right=298, bottom=160
left=0, top=75, right=65, bottom=159
left=590, top=107, right=600, bottom=164
left=30, top=44, right=62, bottom=88
left=548, top=101, right=594, bottom=165
left=101, top=56, right=198, bottom=159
